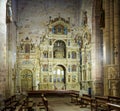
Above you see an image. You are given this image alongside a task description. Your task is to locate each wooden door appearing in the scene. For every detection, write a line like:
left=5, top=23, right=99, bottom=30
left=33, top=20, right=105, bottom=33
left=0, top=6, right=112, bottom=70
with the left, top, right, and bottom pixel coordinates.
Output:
left=21, top=70, right=33, bottom=92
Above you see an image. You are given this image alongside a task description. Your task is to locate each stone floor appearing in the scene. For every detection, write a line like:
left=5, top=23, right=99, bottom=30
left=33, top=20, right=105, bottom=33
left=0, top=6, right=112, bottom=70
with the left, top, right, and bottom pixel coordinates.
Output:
left=32, top=96, right=91, bottom=111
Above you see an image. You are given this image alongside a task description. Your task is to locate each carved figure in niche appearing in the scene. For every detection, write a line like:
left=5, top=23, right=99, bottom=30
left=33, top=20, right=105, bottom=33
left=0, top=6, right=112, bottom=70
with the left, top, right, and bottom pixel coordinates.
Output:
left=77, top=37, right=83, bottom=48
left=43, top=51, right=48, bottom=58
left=82, top=11, right=88, bottom=26
left=87, top=52, right=91, bottom=62
left=68, top=52, right=70, bottom=58
left=68, top=75, right=70, bottom=82
left=68, top=40, right=70, bottom=46
left=41, top=35, right=45, bottom=42
left=43, top=77, right=47, bottom=82
left=52, top=26, right=55, bottom=33
left=54, top=83, right=57, bottom=90
left=49, top=75, right=52, bottom=82
left=6, top=1, right=12, bottom=23
left=49, top=39, right=52, bottom=45
left=88, top=63, right=91, bottom=80
left=72, top=75, right=76, bottom=82
left=72, top=51, right=76, bottom=59
left=68, top=65, right=70, bottom=72
left=88, top=34, right=91, bottom=44
left=99, top=0, right=105, bottom=28
left=64, top=27, right=67, bottom=34
left=83, top=33, right=89, bottom=47
left=20, top=43, right=24, bottom=51
left=31, top=43, right=35, bottom=50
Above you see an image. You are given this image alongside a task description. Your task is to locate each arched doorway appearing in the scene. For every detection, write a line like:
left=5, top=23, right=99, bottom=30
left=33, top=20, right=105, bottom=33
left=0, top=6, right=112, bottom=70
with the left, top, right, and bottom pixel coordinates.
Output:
left=53, top=65, right=66, bottom=90
left=21, top=69, right=33, bottom=92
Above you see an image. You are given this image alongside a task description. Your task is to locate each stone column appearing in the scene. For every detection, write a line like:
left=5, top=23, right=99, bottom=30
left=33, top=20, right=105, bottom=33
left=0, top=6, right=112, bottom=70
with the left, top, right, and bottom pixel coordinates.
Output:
left=114, top=0, right=120, bottom=65
left=113, top=0, right=120, bottom=96
left=92, top=0, right=103, bottom=96
left=103, top=0, right=111, bottom=96
left=110, top=0, right=114, bottom=64
left=103, top=0, right=110, bottom=65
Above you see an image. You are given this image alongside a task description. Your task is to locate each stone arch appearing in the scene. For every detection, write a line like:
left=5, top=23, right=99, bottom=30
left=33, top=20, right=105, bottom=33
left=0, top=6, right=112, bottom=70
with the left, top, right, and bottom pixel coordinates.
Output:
left=53, top=64, right=66, bottom=90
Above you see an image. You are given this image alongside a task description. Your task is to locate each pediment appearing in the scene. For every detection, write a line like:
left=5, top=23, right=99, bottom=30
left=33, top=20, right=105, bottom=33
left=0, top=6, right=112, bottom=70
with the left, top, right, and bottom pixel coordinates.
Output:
left=48, top=16, right=70, bottom=34
left=48, top=16, right=70, bottom=28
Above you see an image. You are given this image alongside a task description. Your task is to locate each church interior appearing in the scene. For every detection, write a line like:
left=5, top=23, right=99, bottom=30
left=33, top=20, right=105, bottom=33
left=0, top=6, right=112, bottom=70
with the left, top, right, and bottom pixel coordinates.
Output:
left=0, top=0, right=120, bottom=111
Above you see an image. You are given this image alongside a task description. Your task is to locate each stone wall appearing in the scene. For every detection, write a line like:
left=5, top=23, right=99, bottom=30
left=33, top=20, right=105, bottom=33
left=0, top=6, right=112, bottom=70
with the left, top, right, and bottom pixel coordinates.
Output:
left=17, top=0, right=92, bottom=42
left=0, top=0, right=7, bottom=97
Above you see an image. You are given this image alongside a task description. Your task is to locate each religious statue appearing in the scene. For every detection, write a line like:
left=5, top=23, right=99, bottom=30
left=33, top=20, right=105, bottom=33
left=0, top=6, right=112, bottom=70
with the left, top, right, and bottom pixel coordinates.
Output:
left=82, top=11, right=87, bottom=26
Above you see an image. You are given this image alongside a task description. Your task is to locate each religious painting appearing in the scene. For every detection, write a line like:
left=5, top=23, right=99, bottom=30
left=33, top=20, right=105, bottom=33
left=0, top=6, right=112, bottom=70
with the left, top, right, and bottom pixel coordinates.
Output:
left=43, top=64, right=48, bottom=71
left=72, top=75, right=76, bottom=82
left=54, top=24, right=64, bottom=34
left=25, top=44, right=30, bottom=53
left=72, top=65, right=76, bottom=72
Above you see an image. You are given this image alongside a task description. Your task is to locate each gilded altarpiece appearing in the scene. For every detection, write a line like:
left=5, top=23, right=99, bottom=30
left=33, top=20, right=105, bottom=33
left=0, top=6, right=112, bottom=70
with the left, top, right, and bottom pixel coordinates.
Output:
left=17, top=16, right=92, bottom=92
left=39, top=16, right=80, bottom=90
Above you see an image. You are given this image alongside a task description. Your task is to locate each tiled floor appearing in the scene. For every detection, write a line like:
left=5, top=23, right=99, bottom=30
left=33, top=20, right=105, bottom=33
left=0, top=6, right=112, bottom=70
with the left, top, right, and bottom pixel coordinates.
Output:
left=32, top=96, right=91, bottom=111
